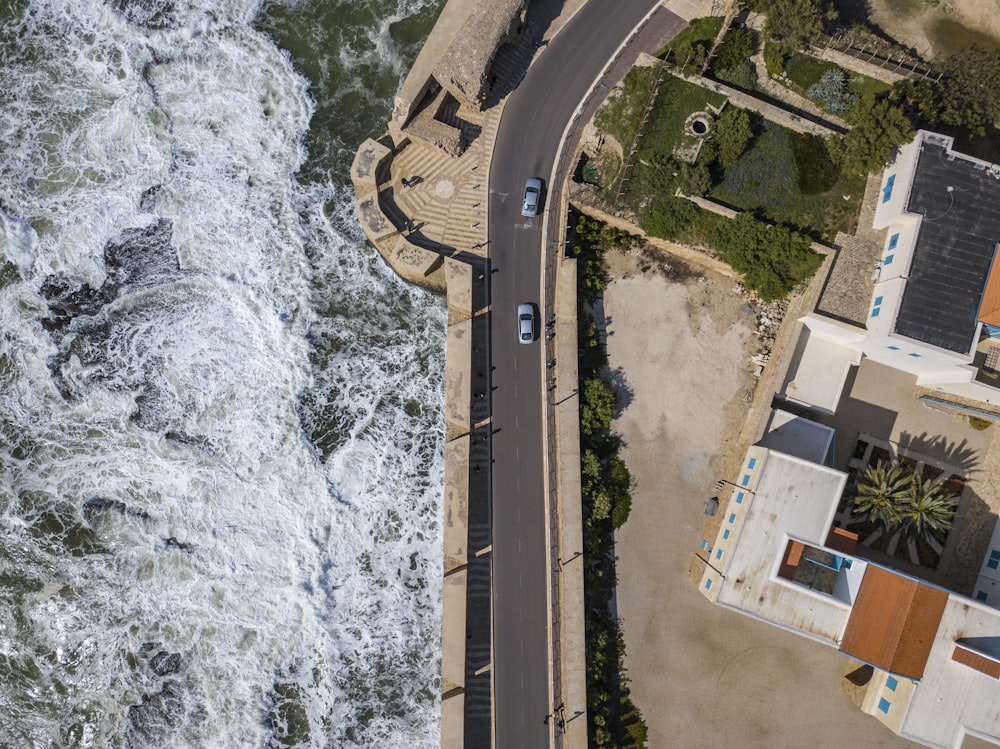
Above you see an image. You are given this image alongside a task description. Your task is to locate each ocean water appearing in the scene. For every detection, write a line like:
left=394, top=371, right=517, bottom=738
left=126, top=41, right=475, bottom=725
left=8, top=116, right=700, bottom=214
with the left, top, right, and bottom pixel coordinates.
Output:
left=0, top=0, right=446, bottom=746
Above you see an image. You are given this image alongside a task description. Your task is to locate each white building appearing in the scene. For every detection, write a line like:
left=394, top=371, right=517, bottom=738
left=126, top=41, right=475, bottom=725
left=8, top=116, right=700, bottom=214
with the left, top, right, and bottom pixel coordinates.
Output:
left=788, top=131, right=1000, bottom=413
left=697, top=413, right=1000, bottom=748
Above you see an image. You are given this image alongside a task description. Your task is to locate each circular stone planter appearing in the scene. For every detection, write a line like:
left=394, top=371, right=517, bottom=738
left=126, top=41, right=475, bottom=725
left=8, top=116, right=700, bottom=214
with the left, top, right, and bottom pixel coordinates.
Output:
left=685, top=112, right=712, bottom=138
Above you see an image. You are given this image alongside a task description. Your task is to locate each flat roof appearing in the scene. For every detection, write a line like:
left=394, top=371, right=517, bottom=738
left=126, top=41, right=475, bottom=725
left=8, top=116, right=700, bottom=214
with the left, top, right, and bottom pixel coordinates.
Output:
left=757, top=409, right=835, bottom=464
left=894, top=143, right=1000, bottom=354
left=716, top=450, right=851, bottom=643
left=901, top=597, right=1000, bottom=747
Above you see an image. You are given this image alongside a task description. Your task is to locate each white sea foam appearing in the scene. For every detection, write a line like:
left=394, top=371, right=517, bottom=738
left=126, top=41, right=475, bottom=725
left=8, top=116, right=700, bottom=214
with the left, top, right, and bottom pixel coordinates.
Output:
left=0, top=0, right=445, bottom=746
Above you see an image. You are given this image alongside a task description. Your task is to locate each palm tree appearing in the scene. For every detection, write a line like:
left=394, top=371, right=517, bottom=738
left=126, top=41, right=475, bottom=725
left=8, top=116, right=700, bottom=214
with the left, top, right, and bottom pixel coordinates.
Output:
left=852, top=460, right=910, bottom=530
left=900, top=474, right=958, bottom=543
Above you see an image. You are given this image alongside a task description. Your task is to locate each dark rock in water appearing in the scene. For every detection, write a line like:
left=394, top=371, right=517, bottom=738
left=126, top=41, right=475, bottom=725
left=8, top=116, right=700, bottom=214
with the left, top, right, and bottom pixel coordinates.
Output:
left=163, top=429, right=210, bottom=448
left=39, top=277, right=109, bottom=333
left=139, top=185, right=162, bottom=213
left=41, top=219, right=181, bottom=403
left=164, top=537, right=194, bottom=552
left=127, top=681, right=188, bottom=744
left=139, top=641, right=161, bottom=657
left=149, top=650, right=181, bottom=676
left=103, top=219, right=179, bottom=295
left=82, top=497, right=150, bottom=522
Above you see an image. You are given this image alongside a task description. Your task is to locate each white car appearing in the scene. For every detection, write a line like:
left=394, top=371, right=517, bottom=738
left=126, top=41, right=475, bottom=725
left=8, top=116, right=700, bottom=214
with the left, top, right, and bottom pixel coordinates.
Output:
left=521, top=178, right=543, bottom=217
left=517, top=303, right=537, bottom=344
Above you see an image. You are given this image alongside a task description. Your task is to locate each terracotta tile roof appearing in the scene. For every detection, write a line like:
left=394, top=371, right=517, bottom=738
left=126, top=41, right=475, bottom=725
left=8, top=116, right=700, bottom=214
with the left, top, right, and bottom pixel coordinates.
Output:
left=979, top=245, right=1000, bottom=327
left=953, top=643, right=1000, bottom=679
left=839, top=565, right=948, bottom=679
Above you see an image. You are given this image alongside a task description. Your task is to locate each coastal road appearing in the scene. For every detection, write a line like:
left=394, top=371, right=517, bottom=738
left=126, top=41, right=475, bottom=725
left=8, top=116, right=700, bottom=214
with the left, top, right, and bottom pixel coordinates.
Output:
left=487, top=0, right=677, bottom=746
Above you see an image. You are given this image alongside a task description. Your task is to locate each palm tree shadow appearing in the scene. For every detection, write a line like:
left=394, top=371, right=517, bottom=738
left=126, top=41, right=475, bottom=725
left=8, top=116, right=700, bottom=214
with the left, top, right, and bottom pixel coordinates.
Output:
left=895, top=431, right=981, bottom=476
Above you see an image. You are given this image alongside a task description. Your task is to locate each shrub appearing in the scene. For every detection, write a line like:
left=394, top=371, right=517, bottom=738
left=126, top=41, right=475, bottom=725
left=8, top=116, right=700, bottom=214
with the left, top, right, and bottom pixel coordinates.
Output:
left=807, top=68, right=858, bottom=115
left=713, top=25, right=755, bottom=72
left=642, top=196, right=698, bottom=240
left=784, top=52, right=834, bottom=90
left=710, top=212, right=822, bottom=300
left=789, top=132, right=840, bottom=194
left=712, top=106, right=755, bottom=168
left=763, top=42, right=785, bottom=75
left=715, top=59, right=758, bottom=91
left=969, top=415, right=993, bottom=431
left=758, top=0, right=836, bottom=51
left=678, top=160, right=712, bottom=197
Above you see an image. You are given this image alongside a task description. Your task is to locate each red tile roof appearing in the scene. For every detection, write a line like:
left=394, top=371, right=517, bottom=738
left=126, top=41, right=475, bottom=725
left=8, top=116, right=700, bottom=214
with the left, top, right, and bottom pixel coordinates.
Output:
left=839, top=565, right=948, bottom=679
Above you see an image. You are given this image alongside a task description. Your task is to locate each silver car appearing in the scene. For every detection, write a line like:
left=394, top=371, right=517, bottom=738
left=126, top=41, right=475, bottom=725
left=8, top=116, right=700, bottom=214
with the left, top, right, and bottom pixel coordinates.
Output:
left=517, top=303, right=536, bottom=344
left=521, top=178, right=543, bottom=217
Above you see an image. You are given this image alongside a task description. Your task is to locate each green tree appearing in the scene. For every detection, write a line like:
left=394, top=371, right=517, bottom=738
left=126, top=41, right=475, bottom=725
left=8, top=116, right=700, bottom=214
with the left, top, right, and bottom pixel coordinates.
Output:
left=713, top=26, right=756, bottom=73
left=712, top=106, right=755, bottom=168
left=580, top=376, right=618, bottom=439
left=834, top=94, right=913, bottom=175
left=901, top=475, right=957, bottom=543
left=901, top=46, right=1000, bottom=137
left=852, top=460, right=909, bottom=530
left=758, top=0, right=835, bottom=51
left=678, top=160, right=712, bottom=196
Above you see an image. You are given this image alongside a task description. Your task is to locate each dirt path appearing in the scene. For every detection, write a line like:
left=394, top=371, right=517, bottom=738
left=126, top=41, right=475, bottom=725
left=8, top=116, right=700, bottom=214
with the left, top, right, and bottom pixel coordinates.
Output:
left=605, top=249, right=921, bottom=748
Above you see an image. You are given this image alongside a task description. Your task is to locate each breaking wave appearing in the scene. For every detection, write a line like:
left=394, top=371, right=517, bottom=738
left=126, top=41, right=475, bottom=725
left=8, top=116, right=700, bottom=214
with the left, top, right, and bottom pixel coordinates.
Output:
left=0, top=0, right=445, bottom=746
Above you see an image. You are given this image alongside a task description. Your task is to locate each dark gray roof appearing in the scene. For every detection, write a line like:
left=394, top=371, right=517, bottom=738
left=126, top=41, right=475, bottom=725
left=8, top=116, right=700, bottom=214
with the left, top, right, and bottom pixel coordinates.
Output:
left=893, top=143, right=1000, bottom=354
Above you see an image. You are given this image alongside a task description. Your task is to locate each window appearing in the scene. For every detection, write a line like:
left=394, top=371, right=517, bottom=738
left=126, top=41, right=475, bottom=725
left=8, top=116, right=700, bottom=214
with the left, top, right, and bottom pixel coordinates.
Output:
left=700, top=539, right=709, bottom=550
left=884, top=254, right=894, bottom=265
left=729, top=513, right=736, bottom=524
left=705, top=579, right=713, bottom=590
left=716, top=548, right=724, bottom=560
left=748, top=458, right=757, bottom=469
left=723, top=529, right=731, bottom=540
left=872, top=295, right=883, bottom=318
left=882, top=174, right=896, bottom=203
left=736, top=492, right=745, bottom=504
left=741, top=474, right=750, bottom=486
left=977, top=590, right=989, bottom=602
left=887, top=345, right=900, bottom=351
left=888, top=233, right=899, bottom=250
left=886, top=676, right=898, bottom=692
left=988, top=559, right=999, bottom=570
left=909, top=352, right=922, bottom=358
left=990, top=550, right=1000, bottom=561
left=878, top=697, right=891, bottom=714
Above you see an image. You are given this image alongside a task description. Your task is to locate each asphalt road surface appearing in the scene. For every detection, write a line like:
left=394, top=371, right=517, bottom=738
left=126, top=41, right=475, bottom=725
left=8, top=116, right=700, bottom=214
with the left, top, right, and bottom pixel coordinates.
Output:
left=487, top=0, right=664, bottom=745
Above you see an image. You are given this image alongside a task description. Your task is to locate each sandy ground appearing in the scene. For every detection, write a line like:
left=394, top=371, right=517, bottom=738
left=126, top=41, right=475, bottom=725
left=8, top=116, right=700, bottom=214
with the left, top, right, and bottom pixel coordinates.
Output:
left=604, top=250, right=921, bottom=749
left=864, top=0, right=1000, bottom=56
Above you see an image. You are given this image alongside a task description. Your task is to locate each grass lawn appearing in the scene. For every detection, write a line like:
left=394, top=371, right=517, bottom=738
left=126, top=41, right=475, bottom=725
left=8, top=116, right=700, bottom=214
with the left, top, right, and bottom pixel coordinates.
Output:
left=594, top=64, right=661, bottom=158
left=709, top=120, right=864, bottom=241
left=657, top=16, right=723, bottom=66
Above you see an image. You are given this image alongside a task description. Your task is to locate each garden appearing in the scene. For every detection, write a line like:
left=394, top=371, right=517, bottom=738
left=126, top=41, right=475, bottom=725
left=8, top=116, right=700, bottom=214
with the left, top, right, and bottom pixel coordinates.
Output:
left=833, top=438, right=964, bottom=572
left=709, top=119, right=865, bottom=240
